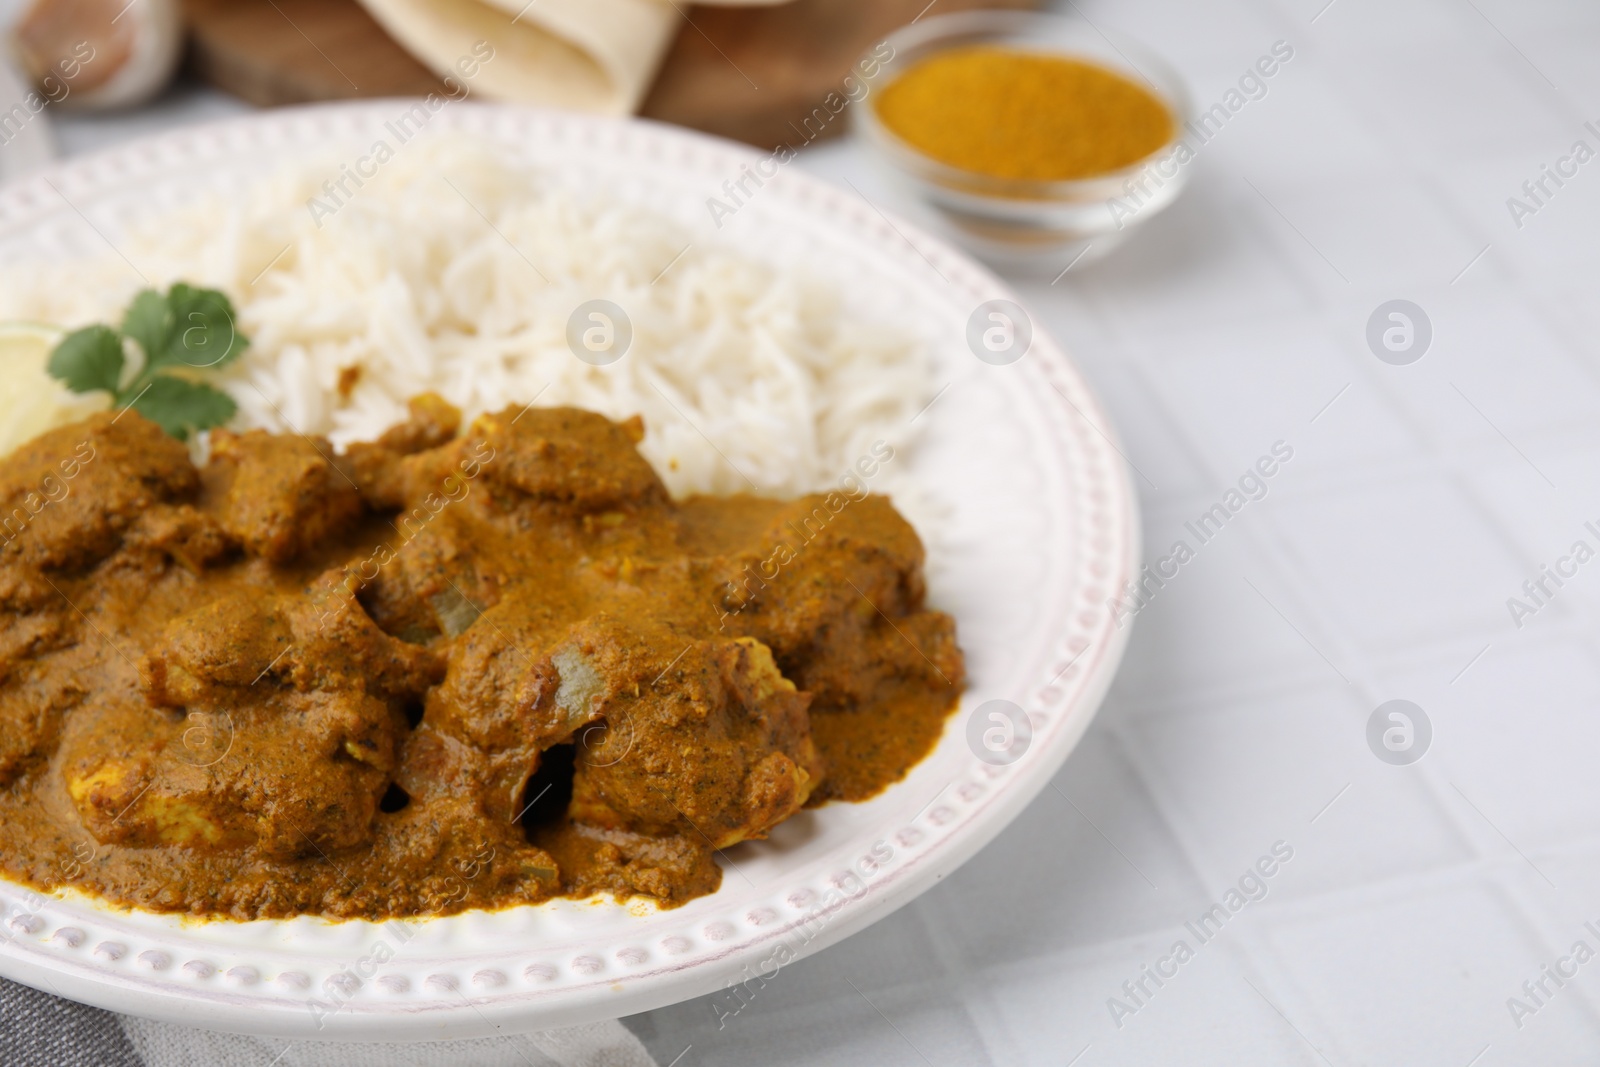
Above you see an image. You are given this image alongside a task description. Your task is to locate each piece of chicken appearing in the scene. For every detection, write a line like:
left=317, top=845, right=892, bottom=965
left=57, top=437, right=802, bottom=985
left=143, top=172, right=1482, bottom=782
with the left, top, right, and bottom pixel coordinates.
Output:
left=202, top=427, right=364, bottom=563
left=340, top=392, right=463, bottom=510
left=563, top=628, right=823, bottom=850
left=0, top=410, right=195, bottom=574
left=708, top=494, right=964, bottom=710
left=137, top=581, right=443, bottom=708
left=66, top=573, right=446, bottom=855
left=468, top=406, right=663, bottom=512
left=399, top=601, right=614, bottom=822
left=60, top=688, right=403, bottom=855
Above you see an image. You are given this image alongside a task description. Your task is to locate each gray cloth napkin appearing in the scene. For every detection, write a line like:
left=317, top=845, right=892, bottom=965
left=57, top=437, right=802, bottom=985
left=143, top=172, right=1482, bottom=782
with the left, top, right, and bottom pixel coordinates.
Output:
left=2, top=977, right=142, bottom=1067
left=2, top=977, right=659, bottom=1067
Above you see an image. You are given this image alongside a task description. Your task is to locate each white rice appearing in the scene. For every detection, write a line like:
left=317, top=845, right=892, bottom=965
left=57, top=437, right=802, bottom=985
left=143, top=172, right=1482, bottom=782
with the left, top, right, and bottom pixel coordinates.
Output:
left=0, top=136, right=932, bottom=500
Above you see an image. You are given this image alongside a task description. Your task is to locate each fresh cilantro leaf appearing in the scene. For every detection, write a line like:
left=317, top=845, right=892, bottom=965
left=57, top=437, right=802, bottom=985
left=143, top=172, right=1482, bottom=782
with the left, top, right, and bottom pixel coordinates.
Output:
left=120, top=289, right=174, bottom=366
left=128, top=377, right=237, bottom=441
left=48, top=325, right=125, bottom=394
left=163, top=284, right=246, bottom=370
left=44, top=284, right=249, bottom=442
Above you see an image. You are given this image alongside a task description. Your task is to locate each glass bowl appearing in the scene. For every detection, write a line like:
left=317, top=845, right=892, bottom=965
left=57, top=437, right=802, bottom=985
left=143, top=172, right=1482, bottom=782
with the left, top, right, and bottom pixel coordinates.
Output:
left=854, top=10, right=1193, bottom=273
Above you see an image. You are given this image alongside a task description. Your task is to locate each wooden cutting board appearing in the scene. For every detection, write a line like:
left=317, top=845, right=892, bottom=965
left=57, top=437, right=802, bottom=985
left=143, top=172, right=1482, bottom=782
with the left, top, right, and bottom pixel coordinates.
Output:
left=182, top=0, right=1040, bottom=150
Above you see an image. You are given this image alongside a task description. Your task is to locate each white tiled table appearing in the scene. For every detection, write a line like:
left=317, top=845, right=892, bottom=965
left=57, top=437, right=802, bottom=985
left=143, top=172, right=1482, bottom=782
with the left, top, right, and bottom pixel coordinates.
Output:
left=33, top=0, right=1600, bottom=1062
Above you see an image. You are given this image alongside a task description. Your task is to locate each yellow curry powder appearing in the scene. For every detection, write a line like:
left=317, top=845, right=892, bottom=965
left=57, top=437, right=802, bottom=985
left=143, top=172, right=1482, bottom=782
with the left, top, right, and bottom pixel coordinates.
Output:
left=875, top=46, right=1174, bottom=182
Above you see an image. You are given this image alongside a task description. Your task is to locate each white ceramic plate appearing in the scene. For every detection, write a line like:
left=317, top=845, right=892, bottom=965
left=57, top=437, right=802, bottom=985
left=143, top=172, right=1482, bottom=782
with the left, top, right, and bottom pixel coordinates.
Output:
left=0, top=103, right=1139, bottom=1040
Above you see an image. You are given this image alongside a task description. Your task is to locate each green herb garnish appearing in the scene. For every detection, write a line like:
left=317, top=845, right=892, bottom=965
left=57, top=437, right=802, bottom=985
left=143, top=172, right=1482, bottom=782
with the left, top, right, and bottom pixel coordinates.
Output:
left=48, top=283, right=248, bottom=441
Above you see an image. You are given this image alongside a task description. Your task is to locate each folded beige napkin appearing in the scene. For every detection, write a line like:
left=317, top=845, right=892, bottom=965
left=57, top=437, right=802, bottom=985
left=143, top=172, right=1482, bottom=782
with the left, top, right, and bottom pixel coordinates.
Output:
left=356, top=0, right=793, bottom=115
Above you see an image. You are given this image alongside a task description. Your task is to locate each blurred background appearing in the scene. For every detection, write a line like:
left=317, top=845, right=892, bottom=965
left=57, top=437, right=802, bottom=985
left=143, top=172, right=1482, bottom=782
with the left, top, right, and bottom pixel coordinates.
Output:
left=5, top=1, right=1600, bottom=1065
left=0, top=0, right=1041, bottom=162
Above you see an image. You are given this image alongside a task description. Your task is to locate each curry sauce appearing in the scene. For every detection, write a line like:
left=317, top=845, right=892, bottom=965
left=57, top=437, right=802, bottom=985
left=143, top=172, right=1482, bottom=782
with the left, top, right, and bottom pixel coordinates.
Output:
left=0, top=398, right=963, bottom=920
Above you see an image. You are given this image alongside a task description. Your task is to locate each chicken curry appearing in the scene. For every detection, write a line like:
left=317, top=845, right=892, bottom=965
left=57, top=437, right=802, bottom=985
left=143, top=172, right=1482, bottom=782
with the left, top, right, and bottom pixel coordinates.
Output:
left=0, top=398, right=963, bottom=920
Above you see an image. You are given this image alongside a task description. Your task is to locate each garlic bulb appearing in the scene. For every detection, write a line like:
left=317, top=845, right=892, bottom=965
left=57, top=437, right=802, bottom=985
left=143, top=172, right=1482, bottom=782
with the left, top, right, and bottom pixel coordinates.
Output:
left=9, top=0, right=183, bottom=110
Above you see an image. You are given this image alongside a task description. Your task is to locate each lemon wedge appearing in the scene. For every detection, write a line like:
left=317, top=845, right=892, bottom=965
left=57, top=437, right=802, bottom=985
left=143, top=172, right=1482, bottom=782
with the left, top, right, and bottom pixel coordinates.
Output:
left=0, top=323, right=112, bottom=457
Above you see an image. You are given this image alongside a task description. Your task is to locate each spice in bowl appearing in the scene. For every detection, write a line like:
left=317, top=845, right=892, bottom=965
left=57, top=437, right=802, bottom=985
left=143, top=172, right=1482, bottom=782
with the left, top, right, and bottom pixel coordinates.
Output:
left=874, top=46, right=1175, bottom=183
left=856, top=12, right=1193, bottom=270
